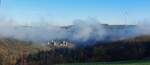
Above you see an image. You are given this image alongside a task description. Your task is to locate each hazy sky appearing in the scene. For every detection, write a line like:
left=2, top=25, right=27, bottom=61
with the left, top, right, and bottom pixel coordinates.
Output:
left=0, top=0, right=150, bottom=26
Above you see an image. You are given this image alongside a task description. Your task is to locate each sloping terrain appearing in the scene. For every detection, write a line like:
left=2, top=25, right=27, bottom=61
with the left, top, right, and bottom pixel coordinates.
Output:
left=122, top=35, right=150, bottom=42
left=22, top=35, right=150, bottom=65
left=1, top=35, right=150, bottom=65
left=93, top=35, right=150, bottom=61
left=0, top=38, right=39, bottom=65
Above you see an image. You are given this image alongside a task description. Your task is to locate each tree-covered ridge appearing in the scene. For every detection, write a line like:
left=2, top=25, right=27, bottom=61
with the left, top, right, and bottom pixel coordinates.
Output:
left=21, top=35, right=150, bottom=65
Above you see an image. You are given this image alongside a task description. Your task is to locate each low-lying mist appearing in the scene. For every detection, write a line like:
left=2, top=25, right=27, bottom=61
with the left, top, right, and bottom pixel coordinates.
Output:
left=0, top=18, right=149, bottom=45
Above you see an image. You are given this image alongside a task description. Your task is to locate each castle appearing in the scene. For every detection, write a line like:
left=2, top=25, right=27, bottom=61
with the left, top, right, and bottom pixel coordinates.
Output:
left=47, top=40, right=75, bottom=48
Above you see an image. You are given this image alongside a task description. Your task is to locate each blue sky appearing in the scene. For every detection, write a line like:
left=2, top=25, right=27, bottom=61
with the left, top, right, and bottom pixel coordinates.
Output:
left=0, top=0, right=150, bottom=26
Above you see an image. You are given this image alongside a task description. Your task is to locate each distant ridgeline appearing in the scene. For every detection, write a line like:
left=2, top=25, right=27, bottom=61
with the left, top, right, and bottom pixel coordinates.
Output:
left=102, top=24, right=137, bottom=41
left=45, top=24, right=137, bottom=47
left=61, top=24, right=137, bottom=44
left=0, top=24, right=137, bottom=46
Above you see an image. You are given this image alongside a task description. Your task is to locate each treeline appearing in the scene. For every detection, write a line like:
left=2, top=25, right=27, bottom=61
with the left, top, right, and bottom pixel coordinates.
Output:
left=18, top=36, right=150, bottom=65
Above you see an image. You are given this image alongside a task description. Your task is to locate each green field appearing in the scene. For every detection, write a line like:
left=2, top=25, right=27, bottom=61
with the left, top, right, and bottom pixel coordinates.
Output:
left=55, top=60, right=150, bottom=65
